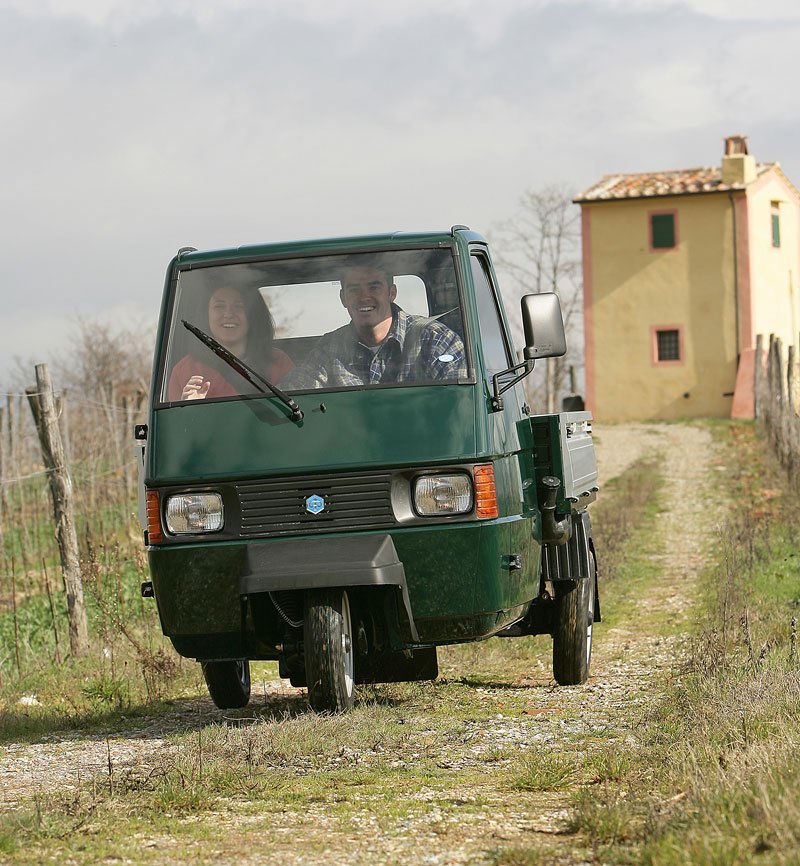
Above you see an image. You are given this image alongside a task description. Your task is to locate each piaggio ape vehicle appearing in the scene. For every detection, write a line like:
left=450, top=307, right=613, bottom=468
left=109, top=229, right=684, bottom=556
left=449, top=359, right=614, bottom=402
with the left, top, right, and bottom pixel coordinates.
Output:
left=137, top=227, right=599, bottom=712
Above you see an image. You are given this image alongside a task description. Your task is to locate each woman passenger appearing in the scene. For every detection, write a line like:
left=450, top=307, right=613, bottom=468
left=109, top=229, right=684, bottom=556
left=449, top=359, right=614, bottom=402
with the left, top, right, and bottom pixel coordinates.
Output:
left=168, top=286, right=293, bottom=401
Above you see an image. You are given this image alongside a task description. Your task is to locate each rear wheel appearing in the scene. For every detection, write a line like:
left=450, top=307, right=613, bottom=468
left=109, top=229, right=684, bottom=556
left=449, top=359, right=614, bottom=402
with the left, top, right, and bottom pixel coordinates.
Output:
left=304, top=588, right=355, bottom=713
left=201, top=659, right=251, bottom=709
left=552, top=550, right=596, bottom=685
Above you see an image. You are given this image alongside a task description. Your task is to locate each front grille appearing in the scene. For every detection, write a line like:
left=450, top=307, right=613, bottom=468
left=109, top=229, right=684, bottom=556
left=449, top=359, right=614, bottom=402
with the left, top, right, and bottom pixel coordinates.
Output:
left=235, top=471, right=395, bottom=538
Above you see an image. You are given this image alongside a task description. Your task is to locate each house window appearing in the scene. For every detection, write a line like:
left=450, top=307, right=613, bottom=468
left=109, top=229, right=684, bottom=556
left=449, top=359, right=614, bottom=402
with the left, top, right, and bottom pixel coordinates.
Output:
left=650, top=211, right=677, bottom=250
left=657, top=329, right=680, bottom=360
left=651, top=326, right=683, bottom=365
left=771, top=201, right=781, bottom=248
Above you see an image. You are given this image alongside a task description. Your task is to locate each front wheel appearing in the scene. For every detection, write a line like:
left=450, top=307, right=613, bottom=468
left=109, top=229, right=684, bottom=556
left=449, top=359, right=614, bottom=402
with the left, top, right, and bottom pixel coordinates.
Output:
left=201, top=659, right=251, bottom=709
left=304, top=588, right=355, bottom=713
left=552, top=549, right=596, bottom=686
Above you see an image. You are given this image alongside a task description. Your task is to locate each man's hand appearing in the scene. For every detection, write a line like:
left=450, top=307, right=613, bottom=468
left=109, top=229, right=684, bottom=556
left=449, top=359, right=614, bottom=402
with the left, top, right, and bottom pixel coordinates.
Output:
left=181, top=375, right=211, bottom=400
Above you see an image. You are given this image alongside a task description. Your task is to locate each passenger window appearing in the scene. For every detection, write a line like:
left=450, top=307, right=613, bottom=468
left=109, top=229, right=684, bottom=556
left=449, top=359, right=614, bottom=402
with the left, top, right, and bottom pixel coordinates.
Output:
left=470, top=255, right=513, bottom=381
left=262, top=275, right=429, bottom=339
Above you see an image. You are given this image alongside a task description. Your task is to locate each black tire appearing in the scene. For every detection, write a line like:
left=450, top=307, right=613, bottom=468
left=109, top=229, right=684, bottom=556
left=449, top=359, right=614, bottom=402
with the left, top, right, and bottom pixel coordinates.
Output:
left=201, top=659, right=251, bottom=709
left=304, top=588, right=355, bottom=713
left=552, top=550, right=596, bottom=686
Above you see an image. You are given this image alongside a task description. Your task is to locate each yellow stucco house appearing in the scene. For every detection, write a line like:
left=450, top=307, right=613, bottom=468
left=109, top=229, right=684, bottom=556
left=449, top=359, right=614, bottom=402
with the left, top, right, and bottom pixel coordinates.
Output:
left=575, top=135, right=800, bottom=421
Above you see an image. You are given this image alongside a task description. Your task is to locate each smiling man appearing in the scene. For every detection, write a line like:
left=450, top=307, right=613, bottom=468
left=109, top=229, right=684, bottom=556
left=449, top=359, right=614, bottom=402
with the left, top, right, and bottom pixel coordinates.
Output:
left=281, top=256, right=467, bottom=390
left=340, top=263, right=398, bottom=347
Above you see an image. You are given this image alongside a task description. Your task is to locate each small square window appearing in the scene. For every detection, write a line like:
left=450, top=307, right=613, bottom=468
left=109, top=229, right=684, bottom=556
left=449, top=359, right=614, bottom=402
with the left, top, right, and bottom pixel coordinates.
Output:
left=656, top=329, right=680, bottom=361
left=651, top=213, right=676, bottom=249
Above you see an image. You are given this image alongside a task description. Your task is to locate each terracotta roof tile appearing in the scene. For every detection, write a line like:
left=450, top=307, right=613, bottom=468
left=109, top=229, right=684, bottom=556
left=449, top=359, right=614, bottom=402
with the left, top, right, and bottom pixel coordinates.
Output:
left=574, top=163, right=775, bottom=202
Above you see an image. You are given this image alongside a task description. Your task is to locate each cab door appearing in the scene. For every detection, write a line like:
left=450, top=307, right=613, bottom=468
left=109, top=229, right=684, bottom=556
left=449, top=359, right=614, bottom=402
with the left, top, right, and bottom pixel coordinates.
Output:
left=468, top=247, right=538, bottom=612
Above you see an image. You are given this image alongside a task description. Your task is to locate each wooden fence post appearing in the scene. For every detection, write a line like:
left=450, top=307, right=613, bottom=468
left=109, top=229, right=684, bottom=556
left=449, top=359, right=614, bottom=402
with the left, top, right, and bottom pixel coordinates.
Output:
left=774, top=338, right=784, bottom=402
left=7, top=395, right=19, bottom=502
left=122, top=394, right=135, bottom=500
left=26, top=364, right=89, bottom=657
left=765, top=335, right=776, bottom=435
left=774, top=338, right=785, bottom=460
left=59, top=388, right=72, bottom=465
left=0, top=405, right=7, bottom=516
left=754, top=334, right=763, bottom=420
left=6, top=394, right=15, bottom=464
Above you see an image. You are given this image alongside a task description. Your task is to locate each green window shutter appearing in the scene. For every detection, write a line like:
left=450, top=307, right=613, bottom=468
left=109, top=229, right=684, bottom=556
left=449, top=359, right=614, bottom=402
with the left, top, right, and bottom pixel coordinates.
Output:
left=651, top=213, right=676, bottom=249
left=772, top=212, right=781, bottom=248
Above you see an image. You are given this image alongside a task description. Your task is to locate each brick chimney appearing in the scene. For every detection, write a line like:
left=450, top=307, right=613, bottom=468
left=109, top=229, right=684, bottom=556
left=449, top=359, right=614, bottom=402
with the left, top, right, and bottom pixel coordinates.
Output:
left=722, top=134, right=756, bottom=185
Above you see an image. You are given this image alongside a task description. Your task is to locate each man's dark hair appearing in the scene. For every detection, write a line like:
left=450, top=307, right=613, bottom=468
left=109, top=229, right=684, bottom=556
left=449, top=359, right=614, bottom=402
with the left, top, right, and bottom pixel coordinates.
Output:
left=339, top=254, right=394, bottom=289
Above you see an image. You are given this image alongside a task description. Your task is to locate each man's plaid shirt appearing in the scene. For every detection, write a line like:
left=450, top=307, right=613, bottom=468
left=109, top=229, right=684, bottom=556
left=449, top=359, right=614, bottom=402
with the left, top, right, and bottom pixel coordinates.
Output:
left=281, top=305, right=467, bottom=389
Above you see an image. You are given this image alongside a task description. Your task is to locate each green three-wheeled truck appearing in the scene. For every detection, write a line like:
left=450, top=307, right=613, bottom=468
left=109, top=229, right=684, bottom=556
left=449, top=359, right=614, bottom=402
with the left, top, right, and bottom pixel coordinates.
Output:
left=137, top=227, right=599, bottom=712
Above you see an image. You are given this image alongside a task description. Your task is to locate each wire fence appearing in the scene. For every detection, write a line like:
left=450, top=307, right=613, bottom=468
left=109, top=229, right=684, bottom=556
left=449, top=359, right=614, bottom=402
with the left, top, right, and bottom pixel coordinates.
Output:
left=0, top=379, right=147, bottom=601
left=756, top=333, right=800, bottom=489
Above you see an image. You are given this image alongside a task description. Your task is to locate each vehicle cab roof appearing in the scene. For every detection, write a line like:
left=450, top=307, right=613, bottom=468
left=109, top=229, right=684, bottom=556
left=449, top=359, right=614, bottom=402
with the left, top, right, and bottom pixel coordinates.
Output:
left=173, top=227, right=488, bottom=267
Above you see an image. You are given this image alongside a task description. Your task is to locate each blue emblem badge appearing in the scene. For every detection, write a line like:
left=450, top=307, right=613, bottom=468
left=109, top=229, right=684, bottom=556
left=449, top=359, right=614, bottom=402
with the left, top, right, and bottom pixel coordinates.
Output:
left=305, top=494, right=325, bottom=515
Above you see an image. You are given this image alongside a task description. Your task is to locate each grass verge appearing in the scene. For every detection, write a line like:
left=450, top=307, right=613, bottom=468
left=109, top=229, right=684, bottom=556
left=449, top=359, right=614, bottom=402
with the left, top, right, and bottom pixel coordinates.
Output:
left=0, top=534, right=197, bottom=741
left=568, top=421, right=800, bottom=865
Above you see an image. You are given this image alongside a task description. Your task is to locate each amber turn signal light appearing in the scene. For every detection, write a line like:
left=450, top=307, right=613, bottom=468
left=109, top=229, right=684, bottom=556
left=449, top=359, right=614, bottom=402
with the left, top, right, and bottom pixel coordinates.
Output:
left=474, top=463, right=499, bottom=519
left=146, top=489, right=164, bottom=544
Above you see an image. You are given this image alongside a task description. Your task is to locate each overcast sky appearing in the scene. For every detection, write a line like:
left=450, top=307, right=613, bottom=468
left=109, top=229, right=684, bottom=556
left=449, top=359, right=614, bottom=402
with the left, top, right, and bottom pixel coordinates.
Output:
left=2, top=0, right=799, bottom=387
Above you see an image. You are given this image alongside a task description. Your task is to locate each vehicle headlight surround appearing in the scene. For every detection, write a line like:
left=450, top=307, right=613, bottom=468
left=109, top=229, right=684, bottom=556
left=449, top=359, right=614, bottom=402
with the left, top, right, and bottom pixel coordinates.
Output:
left=413, top=473, right=473, bottom=516
left=165, top=492, right=224, bottom=534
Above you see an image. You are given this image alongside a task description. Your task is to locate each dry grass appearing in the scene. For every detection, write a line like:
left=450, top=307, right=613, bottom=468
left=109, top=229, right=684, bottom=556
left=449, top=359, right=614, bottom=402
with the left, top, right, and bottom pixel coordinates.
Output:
left=568, top=422, right=800, bottom=865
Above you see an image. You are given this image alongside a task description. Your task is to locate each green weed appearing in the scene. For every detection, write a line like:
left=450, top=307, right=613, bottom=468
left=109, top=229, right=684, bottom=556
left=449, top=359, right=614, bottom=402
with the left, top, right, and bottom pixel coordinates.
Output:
left=513, top=751, right=578, bottom=792
left=568, top=786, right=637, bottom=846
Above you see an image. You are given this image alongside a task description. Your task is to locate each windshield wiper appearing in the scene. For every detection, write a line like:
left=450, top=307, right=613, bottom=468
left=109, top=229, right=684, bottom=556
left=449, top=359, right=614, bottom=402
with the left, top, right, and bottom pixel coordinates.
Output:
left=181, top=320, right=304, bottom=423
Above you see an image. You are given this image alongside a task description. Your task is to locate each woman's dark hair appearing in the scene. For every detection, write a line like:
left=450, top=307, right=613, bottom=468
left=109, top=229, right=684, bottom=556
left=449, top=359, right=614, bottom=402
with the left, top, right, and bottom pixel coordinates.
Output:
left=219, top=286, right=275, bottom=369
left=187, top=284, right=276, bottom=379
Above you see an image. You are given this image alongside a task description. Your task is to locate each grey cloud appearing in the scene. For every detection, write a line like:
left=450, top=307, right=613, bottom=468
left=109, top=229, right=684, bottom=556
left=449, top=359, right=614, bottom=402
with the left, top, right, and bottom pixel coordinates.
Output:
left=1, top=1, right=798, bottom=384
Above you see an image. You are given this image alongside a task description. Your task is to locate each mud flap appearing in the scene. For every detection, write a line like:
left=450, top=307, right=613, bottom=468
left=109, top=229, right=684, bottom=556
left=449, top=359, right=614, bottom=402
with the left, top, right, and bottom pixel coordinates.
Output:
left=241, top=534, right=419, bottom=641
left=356, top=646, right=438, bottom=684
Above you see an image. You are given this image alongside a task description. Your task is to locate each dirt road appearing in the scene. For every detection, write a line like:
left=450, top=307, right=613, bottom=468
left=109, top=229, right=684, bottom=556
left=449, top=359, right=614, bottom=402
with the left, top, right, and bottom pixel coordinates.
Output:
left=0, top=422, right=720, bottom=864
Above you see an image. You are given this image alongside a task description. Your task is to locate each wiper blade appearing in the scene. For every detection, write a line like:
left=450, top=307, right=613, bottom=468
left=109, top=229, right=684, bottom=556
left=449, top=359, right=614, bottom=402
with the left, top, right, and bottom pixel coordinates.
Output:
left=181, top=320, right=304, bottom=423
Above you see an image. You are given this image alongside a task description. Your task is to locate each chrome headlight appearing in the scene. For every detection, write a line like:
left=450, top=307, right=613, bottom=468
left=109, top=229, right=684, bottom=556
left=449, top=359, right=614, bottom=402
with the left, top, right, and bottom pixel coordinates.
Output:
left=413, top=474, right=473, bottom=516
left=165, top=493, right=224, bottom=534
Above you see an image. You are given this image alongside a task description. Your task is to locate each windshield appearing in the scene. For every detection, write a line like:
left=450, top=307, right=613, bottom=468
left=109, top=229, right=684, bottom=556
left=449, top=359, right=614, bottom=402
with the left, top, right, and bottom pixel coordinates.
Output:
left=159, top=248, right=468, bottom=403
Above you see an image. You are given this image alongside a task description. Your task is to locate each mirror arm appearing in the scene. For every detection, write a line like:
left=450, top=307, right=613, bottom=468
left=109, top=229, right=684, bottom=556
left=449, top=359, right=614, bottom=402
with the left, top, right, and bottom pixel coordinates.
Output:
left=490, top=359, right=534, bottom=412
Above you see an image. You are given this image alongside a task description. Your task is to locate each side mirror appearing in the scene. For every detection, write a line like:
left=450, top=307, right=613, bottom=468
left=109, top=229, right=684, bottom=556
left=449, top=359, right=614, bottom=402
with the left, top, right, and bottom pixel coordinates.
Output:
left=521, top=293, right=567, bottom=361
left=488, top=292, right=568, bottom=413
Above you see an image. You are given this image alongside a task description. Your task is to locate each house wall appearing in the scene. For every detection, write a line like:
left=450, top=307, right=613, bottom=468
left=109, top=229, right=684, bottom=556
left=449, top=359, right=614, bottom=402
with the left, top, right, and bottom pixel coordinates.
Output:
left=746, top=173, right=800, bottom=350
left=582, top=194, right=738, bottom=421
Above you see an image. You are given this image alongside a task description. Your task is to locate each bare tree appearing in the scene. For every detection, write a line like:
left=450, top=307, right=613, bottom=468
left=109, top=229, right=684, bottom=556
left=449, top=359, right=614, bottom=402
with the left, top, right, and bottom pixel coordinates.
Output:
left=54, top=319, right=153, bottom=490
left=491, top=184, right=583, bottom=413
left=56, top=318, right=153, bottom=403
left=0, top=317, right=156, bottom=538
